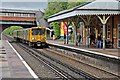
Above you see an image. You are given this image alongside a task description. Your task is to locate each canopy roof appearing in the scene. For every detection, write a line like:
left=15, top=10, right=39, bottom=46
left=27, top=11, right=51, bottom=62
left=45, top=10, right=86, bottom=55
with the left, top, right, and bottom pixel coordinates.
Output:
left=48, top=0, right=120, bottom=22
left=78, top=0, right=119, bottom=10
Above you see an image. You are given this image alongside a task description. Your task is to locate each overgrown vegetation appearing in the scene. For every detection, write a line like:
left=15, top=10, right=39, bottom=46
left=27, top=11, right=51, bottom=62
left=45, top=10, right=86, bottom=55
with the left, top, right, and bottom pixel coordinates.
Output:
left=43, top=0, right=87, bottom=38
left=3, top=26, right=23, bottom=36
left=50, top=22, right=60, bottom=38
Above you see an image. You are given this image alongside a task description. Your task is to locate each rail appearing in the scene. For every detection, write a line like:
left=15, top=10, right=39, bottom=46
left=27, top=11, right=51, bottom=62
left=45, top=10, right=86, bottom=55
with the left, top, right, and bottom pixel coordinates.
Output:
left=18, top=43, right=98, bottom=80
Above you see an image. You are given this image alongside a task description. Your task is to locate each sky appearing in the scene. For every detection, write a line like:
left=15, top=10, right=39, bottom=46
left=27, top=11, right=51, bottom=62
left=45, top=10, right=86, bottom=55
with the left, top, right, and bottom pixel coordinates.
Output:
left=1, top=0, right=48, bottom=12
left=1, top=0, right=118, bottom=12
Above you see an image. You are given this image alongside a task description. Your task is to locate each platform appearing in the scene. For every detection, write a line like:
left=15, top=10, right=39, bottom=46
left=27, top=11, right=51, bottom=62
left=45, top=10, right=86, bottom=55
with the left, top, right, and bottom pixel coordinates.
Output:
left=47, top=40, right=119, bottom=58
left=0, top=40, right=36, bottom=79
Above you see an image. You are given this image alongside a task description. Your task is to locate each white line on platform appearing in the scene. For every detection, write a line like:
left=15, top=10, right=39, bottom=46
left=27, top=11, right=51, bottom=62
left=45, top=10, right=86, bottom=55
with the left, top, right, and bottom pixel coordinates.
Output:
left=7, top=40, right=38, bottom=78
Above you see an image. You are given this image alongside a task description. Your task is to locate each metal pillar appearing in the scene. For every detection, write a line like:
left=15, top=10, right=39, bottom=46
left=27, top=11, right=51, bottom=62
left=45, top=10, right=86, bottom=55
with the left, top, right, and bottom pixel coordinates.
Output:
left=98, top=15, right=110, bottom=49
left=75, top=24, right=77, bottom=45
left=86, top=26, right=89, bottom=47
left=103, top=24, right=105, bottom=49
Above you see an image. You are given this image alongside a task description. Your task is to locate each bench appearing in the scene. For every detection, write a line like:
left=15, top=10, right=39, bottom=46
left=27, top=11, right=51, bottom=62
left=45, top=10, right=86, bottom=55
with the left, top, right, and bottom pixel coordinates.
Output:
left=105, top=40, right=112, bottom=48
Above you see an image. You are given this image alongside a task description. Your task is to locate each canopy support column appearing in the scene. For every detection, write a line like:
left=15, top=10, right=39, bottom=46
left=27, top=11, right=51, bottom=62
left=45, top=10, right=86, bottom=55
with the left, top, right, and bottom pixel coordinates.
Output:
left=97, top=15, right=110, bottom=49
left=79, top=15, right=93, bottom=47
left=69, top=16, right=80, bottom=46
left=64, top=21, right=71, bottom=44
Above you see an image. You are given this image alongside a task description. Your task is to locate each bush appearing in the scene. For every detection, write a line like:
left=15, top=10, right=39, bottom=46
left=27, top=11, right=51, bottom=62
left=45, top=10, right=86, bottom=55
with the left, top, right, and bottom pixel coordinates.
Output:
left=51, top=22, right=60, bottom=38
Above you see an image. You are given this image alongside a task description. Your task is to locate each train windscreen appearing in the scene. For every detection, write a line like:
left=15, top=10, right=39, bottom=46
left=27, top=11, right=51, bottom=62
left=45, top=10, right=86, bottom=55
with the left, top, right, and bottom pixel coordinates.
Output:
left=32, top=28, right=45, bottom=35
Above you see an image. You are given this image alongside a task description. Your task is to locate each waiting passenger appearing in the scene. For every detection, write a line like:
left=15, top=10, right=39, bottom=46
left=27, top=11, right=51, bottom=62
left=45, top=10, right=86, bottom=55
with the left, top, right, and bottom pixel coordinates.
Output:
left=64, top=33, right=66, bottom=44
left=76, top=33, right=81, bottom=46
left=90, top=33, right=95, bottom=45
left=96, top=34, right=102, bottom=48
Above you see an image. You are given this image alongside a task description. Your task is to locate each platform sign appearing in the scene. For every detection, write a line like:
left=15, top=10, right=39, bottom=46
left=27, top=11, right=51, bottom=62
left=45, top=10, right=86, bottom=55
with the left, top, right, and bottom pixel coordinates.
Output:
left=60, top=22, right=67, bottom=38
left=60, top=22, right=64, bottom=37
left=118, top=24, right=120, bottom=48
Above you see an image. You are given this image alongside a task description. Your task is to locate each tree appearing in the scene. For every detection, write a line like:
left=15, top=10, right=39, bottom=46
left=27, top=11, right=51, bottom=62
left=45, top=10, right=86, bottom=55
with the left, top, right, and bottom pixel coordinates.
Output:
left=43, top=2, right=68, bottom=19
left=43, top=0, right=87, bottom=38
left=43, top=1, right=68, bottom=38
left=3, top=26, right=23, bottom=36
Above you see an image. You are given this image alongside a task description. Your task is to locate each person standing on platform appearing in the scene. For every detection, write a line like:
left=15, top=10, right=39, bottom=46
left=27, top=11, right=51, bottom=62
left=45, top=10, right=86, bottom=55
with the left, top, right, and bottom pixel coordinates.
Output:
left=77, top=33, right=81, bottom=46
left=96, top=34, right=102, bottom=48
left=64, top=33, right=66, bottom=44
left=90, top=33, right=95, bottom=45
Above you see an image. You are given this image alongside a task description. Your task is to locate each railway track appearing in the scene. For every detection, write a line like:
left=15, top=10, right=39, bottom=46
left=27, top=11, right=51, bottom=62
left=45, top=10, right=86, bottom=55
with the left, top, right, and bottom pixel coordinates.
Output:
left=18, top=42, right=119, bottom=79
left=19, top=44, right=74, bottom=79
left=18, top=43, right=97, bottom=80
left=42, top=48, right=120, bottom=78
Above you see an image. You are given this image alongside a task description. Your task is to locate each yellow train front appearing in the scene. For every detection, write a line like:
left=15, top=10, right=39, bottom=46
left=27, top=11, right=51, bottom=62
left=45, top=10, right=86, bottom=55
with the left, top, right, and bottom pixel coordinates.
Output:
left=28, top=27, right=46, bottom=47
left=13, top=27, right=47, bottom=47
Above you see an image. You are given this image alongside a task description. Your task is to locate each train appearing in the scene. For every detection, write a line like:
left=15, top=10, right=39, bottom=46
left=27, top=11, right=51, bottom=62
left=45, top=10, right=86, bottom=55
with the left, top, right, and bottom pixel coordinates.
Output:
left=13, top=26, right=47, bottom=47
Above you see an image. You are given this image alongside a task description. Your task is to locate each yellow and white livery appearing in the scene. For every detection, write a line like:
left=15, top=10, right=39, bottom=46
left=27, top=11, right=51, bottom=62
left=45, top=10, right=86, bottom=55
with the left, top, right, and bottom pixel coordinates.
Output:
left=13, top=26, right=47, bottom=47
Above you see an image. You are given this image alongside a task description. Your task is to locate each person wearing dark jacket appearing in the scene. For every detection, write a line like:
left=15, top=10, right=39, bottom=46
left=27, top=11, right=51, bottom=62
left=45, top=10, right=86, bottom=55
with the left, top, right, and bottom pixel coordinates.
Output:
left=96, top=34, right=102, bottom=48
left=90, top=33, right=95, bottom=45
left=64, top=33, right=66, bottom=44
left=77, top=33, right=81, bottom=46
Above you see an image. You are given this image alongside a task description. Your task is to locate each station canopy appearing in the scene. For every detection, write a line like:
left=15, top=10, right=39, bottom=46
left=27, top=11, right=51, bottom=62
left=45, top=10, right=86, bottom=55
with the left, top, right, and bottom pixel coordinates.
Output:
left=48, top=0, right=120, bottom=22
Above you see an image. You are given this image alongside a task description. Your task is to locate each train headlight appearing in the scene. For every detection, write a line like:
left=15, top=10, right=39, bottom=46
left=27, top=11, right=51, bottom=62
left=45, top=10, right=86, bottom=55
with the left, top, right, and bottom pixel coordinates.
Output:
left=32, top=38, right=35, bottom=40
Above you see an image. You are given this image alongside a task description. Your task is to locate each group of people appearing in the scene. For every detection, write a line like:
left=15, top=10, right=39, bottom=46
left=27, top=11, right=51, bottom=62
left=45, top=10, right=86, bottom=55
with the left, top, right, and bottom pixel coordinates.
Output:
left=89, top=33, right=102, bottom=48
left=64, top=33, right=102, bottom=48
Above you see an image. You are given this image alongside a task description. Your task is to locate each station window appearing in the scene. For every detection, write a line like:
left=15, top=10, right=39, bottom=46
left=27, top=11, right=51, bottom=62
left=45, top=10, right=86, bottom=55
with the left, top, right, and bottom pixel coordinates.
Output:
left=29, top=14, right=35, bottom=17
left=119, top=26, right=120, bottom=39
left=0, top=12, right=2, bottom=16
left=8, top=13, right=14, bottom=16
left=118, top=24, right=120, bottom=48
left=22, top=13, right=30, bottom=17
left=5, top=13, right=9, bottom=16
left=118, top=41, right=120, bottom=48
left=14, top=13, right=21, bottom=17
left=1, top=13, right=6, bottom=16
left=107, top=26, right=110, bottom=39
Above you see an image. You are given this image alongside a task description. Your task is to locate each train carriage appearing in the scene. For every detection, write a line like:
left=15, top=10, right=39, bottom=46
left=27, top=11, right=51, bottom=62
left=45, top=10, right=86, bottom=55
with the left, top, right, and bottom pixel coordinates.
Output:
left=13, top=26, right=47, bottom=47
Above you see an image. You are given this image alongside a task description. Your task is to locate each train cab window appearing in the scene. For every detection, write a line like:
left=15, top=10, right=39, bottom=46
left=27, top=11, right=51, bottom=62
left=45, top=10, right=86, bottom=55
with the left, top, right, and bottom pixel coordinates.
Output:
left=32, top=28, right=45, bottom=35
left=40, top=28, right=45, bottom=35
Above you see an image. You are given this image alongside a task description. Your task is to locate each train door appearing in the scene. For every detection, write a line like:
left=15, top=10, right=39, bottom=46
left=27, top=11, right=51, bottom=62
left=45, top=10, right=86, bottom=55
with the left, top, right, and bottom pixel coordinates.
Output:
left=118, top=24, right=120, bottom=48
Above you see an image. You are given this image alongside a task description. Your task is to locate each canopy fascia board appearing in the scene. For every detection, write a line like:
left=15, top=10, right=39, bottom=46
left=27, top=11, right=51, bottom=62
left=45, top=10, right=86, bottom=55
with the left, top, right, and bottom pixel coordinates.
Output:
left=48, top=11, right=76, bottom=22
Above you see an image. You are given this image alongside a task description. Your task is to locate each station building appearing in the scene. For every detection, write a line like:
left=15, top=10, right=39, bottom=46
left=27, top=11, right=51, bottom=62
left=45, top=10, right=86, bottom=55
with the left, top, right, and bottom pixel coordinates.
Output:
left=48, top=0, right=120, bottom=49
